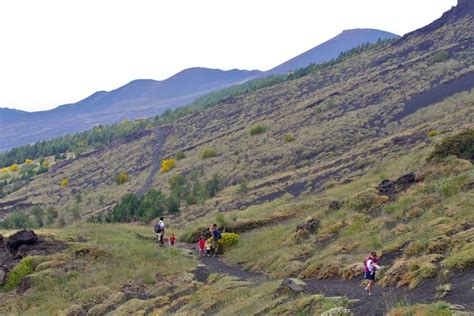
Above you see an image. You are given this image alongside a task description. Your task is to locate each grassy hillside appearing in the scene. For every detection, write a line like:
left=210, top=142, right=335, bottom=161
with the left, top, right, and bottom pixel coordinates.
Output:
left=0, top=3, right=473, bottom=315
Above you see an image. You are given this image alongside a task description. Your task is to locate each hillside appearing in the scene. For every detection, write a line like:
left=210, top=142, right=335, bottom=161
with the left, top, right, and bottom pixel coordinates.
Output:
left=267, top=29, right=399, bottom=75
left=0, top=68, right=261, bottom=152
left=1, top=1, right=474, bottom=314
left=0, top=29, right=398, bottom=153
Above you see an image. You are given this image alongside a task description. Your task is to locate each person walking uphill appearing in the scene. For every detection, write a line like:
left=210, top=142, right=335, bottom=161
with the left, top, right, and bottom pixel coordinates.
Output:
left=154, top=217, right=166, bottom=247
left=364, top=251, right=381, bottom=296
left=210, top=223, right=222, bottom=257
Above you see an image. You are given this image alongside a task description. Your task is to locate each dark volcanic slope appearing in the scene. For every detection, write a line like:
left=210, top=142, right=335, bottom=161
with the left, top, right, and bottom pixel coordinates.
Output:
left=1, top=1, right=473, bottom=218
left=267, top=29, right=399, bottom=75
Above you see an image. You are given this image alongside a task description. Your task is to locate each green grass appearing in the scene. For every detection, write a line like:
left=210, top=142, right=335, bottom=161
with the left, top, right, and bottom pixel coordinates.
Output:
left=0, top=223, right=196, bottom=315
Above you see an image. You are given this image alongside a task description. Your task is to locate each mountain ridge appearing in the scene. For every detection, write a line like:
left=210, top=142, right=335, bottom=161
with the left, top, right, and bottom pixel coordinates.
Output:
left=0, top=29, right=397, bottom=151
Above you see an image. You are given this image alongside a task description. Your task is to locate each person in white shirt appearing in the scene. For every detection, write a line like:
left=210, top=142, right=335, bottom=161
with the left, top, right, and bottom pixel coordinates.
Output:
left=154, top=217, right=165, bottom=247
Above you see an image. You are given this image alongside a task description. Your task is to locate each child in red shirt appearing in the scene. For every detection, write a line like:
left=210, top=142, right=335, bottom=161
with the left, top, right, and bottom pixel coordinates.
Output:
left=169, top=234, right=176, bottom=246
left=198, top=236, right=206, bottom=256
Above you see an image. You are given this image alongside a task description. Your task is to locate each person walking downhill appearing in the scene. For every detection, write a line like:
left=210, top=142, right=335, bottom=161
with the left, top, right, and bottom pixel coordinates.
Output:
left=210, top=223, right=222, bottom=257
left=154, top=217, right=166, bottom=247
left=364, top=251, right=381, bottom=296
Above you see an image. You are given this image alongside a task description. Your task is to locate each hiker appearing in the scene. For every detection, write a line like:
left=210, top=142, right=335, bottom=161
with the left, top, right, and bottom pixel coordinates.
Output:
left=210, top=223, right=222, bottom=257
left=154, top=217, right=165, bottom=247
left=364, top=251, right=381, bottom=295
left=206, top=241, right=212, bottom=256
left=198, top=236, right=207, bottom=256
left=169, top=233, right=176, bottom=246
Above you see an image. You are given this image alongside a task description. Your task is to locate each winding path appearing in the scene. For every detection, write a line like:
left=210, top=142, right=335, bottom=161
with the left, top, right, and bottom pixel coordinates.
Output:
left=137, top=126, right=171, bottom=197
left=177, top=243, right=474, bottom=316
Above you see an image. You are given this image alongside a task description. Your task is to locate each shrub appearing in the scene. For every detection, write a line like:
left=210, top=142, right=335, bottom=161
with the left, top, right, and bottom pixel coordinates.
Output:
left=41, top=160, right=50, bottom=168
left=430, top=50, right=449, bottom=64
left=45, top=207, right=58, bottom=226
left=427, top=130, right=438, bottom=137
left=283, top=133, right=295, bottom=143
left=175, top=151, right=186, bottom=160
left=9, top=164, right=19, bottom=172
left=0, top=212, right=33, bottom=229
left=107, top=193, right=142, bottom=222
left=116, top=171, right=129, bottom=184
left=3, top=257, right=35, bottom=291
left=237, top=178, right=248, bottom=194
left=0, top=167, right=8, bottom=173
left=249, top=124, right=266, bottom=136
left=201, top=147, right=217, bottom=159
left=205, top=174, right=223, bottom=198
left=24, top=159, right=33, bottom=164
left=208, top=233, right=239, bottom=250
left=435, top=178, right=459, bottom=198
left=160, top=159, right=176, bottom=172
left=60, top=179, right=69, bottom=187
left=215, top=213, right=227, bottom=229
left=428, top=129, right=474, bottom=162
left=138, top=189, right=167, bottom=222
left=348, top=189, right=389, bottom=211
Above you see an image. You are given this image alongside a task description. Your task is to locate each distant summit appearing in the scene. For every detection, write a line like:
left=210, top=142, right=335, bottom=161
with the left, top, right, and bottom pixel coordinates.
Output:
left=0, top=29, right=398, bottom=151
left=0, top=67, right=261, bottom=151
left=267, top=29, right=399, bottom=75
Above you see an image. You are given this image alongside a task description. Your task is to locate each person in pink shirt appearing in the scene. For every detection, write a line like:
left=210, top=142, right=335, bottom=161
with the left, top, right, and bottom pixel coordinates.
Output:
left=364, top=251, right=381, bottom=295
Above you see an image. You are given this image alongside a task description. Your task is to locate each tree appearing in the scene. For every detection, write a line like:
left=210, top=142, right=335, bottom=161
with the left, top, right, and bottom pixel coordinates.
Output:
left=31, top=206, right=44, bottom=227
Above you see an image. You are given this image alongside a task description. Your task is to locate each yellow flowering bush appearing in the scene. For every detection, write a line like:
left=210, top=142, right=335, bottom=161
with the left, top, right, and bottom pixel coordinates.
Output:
left=207, top=232, right=240, bottom=250
left=160, top=159, right=175, bottom=172
left=60, top=179, right=69, bottom=187
left=0, top=167, right=8, bottom=173
left=116, top=171, right=129, bottom=184
left=9, top=164, right=19, bottom=172
left=24, top=159, right=33, bottom=164
left=42, top=160, right=50, bottom=168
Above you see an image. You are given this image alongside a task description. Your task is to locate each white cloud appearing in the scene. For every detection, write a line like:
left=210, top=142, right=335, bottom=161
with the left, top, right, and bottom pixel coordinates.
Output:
left=0, top=0, right=457, bottom=111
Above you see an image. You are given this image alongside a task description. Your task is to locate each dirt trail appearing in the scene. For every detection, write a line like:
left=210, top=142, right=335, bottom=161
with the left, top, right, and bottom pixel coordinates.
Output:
left=137, top=126, right=171, bottom=196
left=178, top=243, right=473, bottom=316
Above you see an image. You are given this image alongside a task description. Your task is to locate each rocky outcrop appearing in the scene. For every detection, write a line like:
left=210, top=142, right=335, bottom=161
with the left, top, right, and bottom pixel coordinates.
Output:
left=277, top=278, right=307, bottom=294
left=377, top=172, right=416, bottom=200
left=6, top=230, right=38, bottom=254
left=328, top=200, right=343, bottom=212
left=295, top=218, right=320, bottom=243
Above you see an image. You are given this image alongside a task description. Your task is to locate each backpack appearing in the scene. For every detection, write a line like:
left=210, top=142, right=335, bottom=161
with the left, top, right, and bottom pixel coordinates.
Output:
left=154, top=222, right=163, bottom=234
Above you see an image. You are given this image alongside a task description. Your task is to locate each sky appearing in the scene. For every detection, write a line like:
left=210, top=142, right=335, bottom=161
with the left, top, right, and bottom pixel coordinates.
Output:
left=0, top=0, right=457, bottom=112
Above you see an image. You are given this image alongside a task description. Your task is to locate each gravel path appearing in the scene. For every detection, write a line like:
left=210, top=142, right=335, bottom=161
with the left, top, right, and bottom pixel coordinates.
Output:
left=178, top=243, right=474, bottom=315
left=137, top=126, right=171, bottom=196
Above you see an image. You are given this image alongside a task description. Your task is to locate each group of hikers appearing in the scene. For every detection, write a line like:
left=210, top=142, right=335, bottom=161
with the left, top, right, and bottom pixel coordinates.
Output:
left=154, top=217, right=382, bottom=295
left=154, top=218, right=222, bottom=257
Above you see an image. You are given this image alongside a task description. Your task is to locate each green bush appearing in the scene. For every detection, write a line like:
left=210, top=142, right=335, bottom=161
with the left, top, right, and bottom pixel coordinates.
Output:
left=3, top=257, right=35, bottom=291
left=249, top=125, right=266, bottom=136
left=175, top=151, right=186, bottom=160
left=0, top=212, right=33, bottom=229
left=430, top=50, right=449, bottom=64
left=428, top=129, right=474, bottom=162
left=201, top=147, right=217, bottom=159
left=283, top=133, right=295, bottom=143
